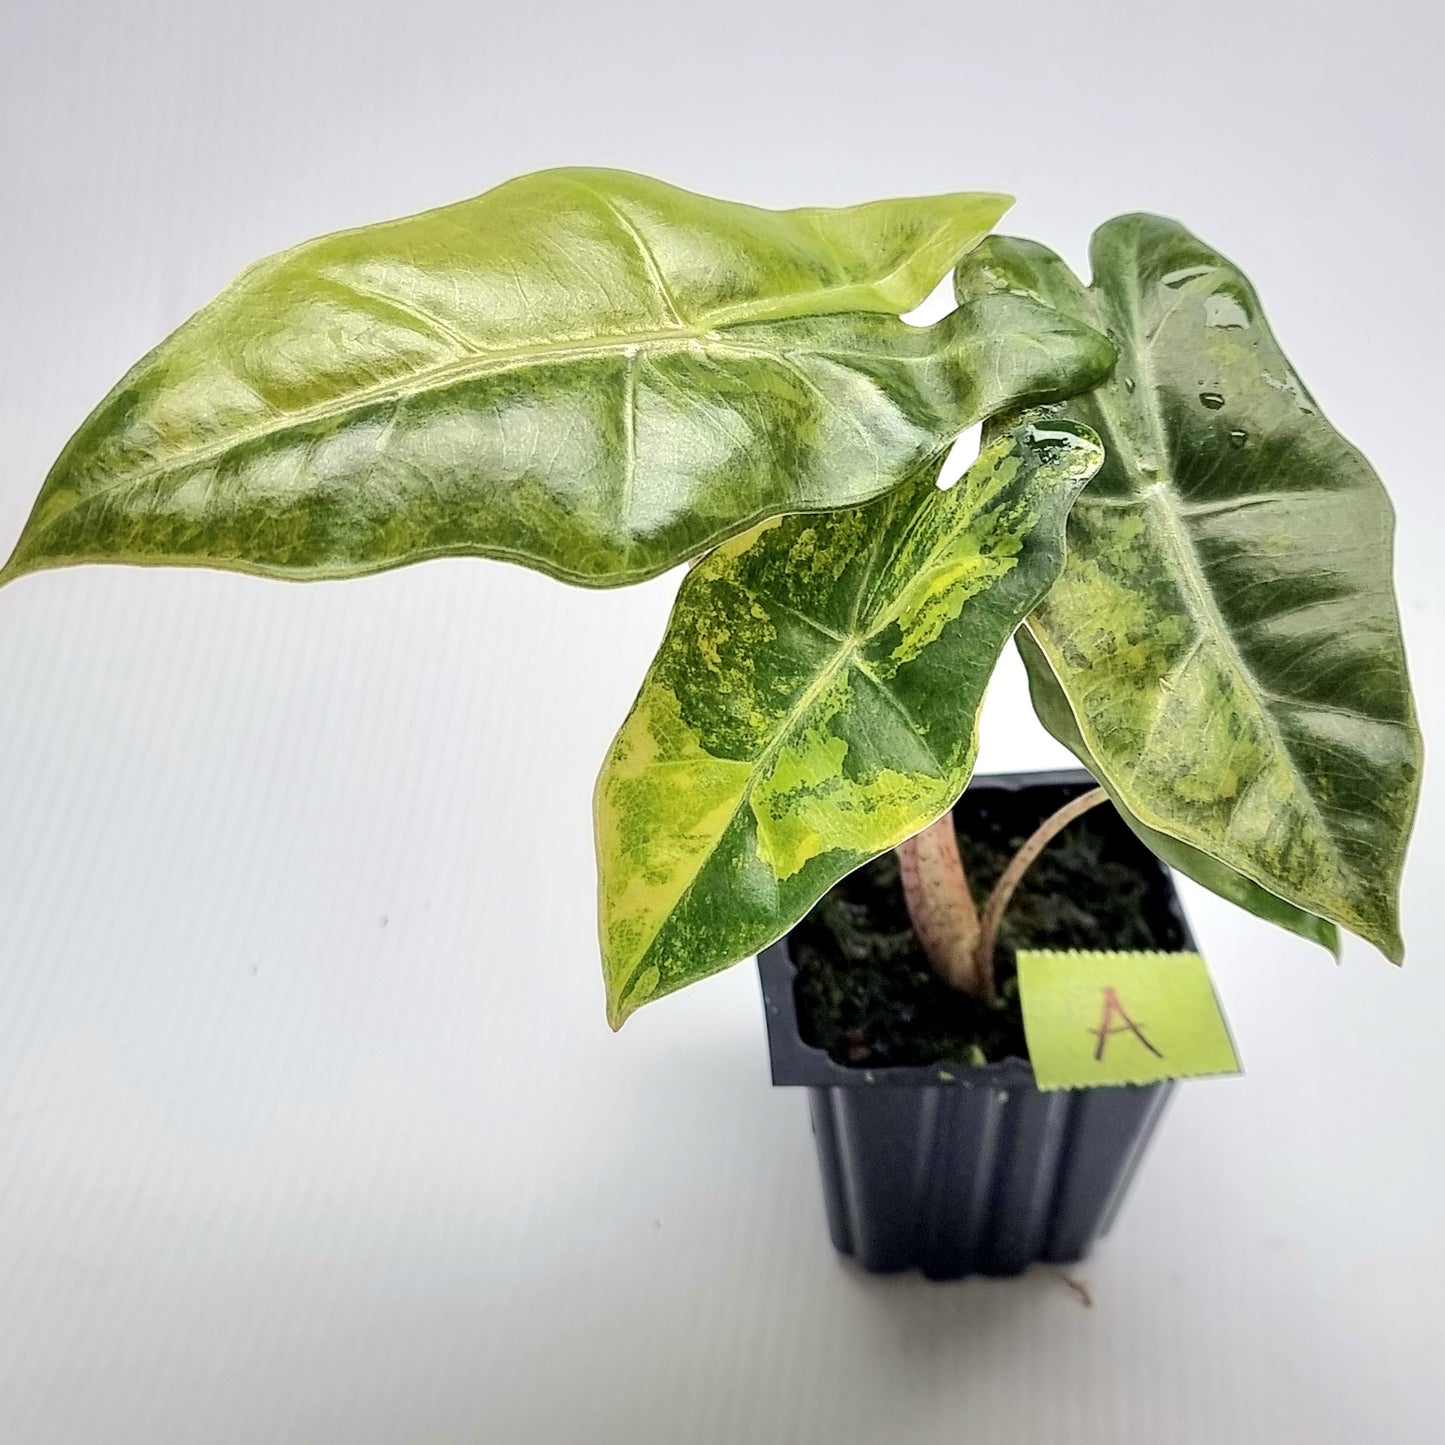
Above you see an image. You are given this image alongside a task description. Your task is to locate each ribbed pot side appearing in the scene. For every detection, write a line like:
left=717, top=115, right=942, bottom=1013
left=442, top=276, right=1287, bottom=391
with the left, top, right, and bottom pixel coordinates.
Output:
left=758, top=770, right=1191, bottom=1280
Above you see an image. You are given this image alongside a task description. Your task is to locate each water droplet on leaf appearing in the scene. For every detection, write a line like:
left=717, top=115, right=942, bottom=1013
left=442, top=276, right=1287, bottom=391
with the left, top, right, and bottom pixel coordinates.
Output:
left=1122, top=376, right=1136, bottom=393
left=1228, top=429, right=1248, bottom=448
left=1199, top=392, right=1226, bottom=410
left=1206, top=293, right=1250, bottom=329
left=1162, top=264, right=1212, bottom=290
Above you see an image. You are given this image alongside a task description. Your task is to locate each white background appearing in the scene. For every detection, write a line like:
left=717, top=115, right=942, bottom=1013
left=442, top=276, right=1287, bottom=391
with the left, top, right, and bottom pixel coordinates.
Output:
left=1, top=2, right=1442, bottom=1440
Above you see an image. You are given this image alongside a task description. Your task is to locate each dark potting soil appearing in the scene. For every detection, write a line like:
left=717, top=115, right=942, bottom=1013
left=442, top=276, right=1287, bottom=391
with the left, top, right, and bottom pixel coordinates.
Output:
left=791, top=783, right=1187, bottom=1070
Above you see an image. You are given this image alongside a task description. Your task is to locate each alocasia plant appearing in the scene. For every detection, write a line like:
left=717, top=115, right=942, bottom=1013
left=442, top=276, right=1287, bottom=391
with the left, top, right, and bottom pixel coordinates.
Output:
left=1, top=168, right=1420, bottom=1034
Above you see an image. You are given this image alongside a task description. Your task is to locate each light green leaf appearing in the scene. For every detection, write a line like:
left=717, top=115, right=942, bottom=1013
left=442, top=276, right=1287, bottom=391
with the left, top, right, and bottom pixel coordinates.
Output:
left=595, top=420, right=1105, bottom=1025
left=2, top=170, right=1109, bottom=590
left=1016, top=625, right=1339, bottom=956
left=958, top=219, right=1420, bottom=961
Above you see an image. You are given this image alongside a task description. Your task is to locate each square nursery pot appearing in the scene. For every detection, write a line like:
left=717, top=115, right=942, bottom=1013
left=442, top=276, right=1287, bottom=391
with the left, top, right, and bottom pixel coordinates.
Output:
left=758, top=768, right=1194, bottom=1280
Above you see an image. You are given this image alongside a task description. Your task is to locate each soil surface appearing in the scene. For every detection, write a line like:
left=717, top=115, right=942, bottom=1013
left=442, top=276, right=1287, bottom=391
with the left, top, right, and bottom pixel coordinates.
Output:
left=791, top=781, right=1187, bottom=1070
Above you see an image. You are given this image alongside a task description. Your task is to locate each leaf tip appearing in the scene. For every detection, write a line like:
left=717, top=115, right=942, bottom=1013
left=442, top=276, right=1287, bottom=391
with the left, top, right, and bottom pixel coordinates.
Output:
left=604, top=960, right=660, bottom=1030
left=1355, top=901, right=1406, bottom=966
left=978, top=191, right=1015, bottom=225
left=0, top=546, right=29, bottom=592
left=602, top=960, right=630, bottom=1030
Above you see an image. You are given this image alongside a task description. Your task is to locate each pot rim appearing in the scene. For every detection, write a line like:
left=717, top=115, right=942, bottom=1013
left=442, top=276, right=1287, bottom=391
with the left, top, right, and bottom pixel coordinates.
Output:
left=757, top=767, right=1198, bottom=1090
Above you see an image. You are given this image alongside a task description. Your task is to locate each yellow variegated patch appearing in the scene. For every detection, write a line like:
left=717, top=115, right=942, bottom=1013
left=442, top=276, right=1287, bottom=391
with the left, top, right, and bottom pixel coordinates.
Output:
left=595, top=421, right=1104, bottom=1025
left=749, top=672, right=949, bottom=879
left=1016, top=627, right=1340, bottom=955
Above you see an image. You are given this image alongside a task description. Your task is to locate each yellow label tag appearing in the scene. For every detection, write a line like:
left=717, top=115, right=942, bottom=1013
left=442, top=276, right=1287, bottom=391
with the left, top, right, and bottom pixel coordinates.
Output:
left=1015, top=950, right=1241, bottom=1091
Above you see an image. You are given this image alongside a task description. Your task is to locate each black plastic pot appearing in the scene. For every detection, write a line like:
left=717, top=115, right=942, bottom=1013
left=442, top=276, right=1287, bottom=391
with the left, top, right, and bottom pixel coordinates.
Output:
left=758, top=769, right=1195, bottom=1280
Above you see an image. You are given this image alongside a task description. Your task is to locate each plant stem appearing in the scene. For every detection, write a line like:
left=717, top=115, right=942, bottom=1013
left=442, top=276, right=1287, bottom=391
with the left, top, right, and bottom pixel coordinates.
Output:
left=896, top=786, right=1113, bottom=1005
left=973, top=786, right=1109, bottom=1000
left=895, top=812, right=984, bottom=998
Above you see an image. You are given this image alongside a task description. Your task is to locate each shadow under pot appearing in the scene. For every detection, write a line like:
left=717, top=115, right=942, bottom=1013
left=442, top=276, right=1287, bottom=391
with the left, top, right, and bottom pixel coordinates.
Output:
left=757, top=768, right=1193, bottom=1280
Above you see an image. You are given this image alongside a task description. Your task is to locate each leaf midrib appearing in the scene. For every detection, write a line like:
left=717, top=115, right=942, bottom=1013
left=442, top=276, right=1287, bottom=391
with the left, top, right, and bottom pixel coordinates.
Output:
left=617, top=636, right=857, bottom=1001
left=66, top=319, right=939, bottom=518
left=73, top=326, right=715, bottom=498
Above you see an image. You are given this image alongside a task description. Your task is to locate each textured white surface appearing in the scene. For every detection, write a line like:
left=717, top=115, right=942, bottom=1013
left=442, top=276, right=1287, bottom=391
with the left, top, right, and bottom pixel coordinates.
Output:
left=1, top=2, right=1442, bottom=1441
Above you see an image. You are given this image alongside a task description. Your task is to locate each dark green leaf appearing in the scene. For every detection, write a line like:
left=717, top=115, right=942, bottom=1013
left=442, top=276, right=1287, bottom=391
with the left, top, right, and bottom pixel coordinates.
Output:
left=958, top=219, right=1420, bottom=960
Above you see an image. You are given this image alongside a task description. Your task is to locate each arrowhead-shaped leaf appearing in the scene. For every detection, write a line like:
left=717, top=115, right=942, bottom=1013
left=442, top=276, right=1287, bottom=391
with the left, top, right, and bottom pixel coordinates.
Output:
left=595, top=420, right=1104, bottom=1026
left=2, top=170, right=1109, bottom=590
left=958, top=220, right=1421, bottom=960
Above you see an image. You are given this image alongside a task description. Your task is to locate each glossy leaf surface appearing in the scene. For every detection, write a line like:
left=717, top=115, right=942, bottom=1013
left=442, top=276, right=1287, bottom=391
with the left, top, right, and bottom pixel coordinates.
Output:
left=1016, top=625, right=1339, bottom=955
left=958, top=220, right=1420, bottom=959
left=595, top=421, right=1104, bottom=1025
left=2, top=170, right=1110, bottom=589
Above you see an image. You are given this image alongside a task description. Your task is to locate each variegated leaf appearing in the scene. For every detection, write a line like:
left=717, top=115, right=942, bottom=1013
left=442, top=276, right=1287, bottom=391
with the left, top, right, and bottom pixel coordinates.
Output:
left=1016, top=625, right=1339, bottom=955
left=2, top=170, right=1110, bottom=590
left=595, top=420, right=1104, bottom=1025
left=958, top=220, right=1420, bottom=960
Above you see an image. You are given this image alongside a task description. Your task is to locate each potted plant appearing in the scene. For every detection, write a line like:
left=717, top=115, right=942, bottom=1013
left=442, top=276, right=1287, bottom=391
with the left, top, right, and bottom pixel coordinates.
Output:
left=2, top=169, right=1419, bottom=1278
